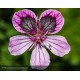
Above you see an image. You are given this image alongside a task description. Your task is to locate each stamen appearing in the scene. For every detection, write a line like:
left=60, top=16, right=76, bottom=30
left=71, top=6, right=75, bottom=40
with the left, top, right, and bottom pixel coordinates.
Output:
left=29, top=41, right=36, bottom=51
left=26, top=33, right=33, bottom=37
left=43, top=31, right=48, bottom=36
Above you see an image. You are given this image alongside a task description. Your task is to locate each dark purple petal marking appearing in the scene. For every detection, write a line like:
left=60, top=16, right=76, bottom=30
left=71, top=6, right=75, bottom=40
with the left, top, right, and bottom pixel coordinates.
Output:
left=49, top=44, right=51, bottom=50
left=19, top=16, right=37, bottom=34
left=40, top=16, right=56, bottom=33
left=39, top=9, right=64, bottom=34
left=12, top=9, right=37, bottom=34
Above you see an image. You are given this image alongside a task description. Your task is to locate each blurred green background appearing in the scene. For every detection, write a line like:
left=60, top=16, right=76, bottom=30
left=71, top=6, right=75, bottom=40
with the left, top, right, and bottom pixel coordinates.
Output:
left=0, top=8, right=80, bottom=71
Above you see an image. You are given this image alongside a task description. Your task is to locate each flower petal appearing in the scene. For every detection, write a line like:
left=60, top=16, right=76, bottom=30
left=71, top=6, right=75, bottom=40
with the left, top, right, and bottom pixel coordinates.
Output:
left=30, top=45, right=50, bottom=70
left=39, top=9, right=64, bottom=34
left=12, top=9, right=37, bottom=34
left=8, top=35, right=33, bottom=56
left=43, top=35, right=70, bottom=57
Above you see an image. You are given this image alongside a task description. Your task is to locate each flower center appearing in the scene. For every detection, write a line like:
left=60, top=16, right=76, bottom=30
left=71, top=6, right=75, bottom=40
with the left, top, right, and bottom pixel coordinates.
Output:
left=29, top=33, right=46, bottom=50
left=35, top=34, right=42, bottom=43
left=30, top=33, right=46, bottom=44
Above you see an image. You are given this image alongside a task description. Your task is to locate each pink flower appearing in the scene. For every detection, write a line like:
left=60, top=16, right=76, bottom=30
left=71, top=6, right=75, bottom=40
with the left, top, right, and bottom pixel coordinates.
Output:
left=8, top=9, right=71, bottom=70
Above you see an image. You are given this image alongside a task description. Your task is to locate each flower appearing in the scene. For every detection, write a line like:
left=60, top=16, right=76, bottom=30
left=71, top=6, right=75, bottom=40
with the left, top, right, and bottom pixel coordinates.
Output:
left=8, top=9, right=71, bottom=70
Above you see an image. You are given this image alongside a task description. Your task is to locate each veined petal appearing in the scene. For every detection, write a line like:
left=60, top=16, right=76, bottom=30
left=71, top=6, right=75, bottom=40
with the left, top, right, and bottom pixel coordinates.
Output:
left=39, top=9, right=64, bottom=34
left=43, top=35, right=70, bottom=57
left=8, top=35, right=33, bottom=56
left=12, top=9, right=37, bottom=34
left=30, top=45, right=50, bottom=70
